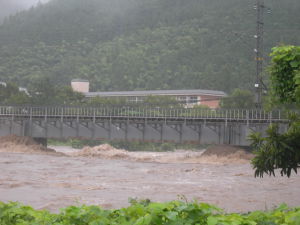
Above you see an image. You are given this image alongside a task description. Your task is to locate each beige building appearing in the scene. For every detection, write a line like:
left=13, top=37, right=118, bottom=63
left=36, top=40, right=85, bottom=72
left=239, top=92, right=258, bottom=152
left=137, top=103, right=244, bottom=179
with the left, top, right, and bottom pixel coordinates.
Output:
left=71, top=79, right=90, bottom=93
left=72, top=79, right=227, bottom=108
left=85, top=89, right=227, bottom=109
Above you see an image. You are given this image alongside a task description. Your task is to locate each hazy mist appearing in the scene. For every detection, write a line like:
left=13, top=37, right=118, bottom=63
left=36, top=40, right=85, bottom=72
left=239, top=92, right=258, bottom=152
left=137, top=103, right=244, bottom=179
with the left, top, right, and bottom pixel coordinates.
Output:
left=0, top=0, right=49, bottom=21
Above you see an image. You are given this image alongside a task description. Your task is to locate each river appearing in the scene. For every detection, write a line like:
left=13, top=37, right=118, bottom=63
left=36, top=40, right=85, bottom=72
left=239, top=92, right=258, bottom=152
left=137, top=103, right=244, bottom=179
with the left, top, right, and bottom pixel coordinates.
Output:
left=0, top=146, right=299, bottom=213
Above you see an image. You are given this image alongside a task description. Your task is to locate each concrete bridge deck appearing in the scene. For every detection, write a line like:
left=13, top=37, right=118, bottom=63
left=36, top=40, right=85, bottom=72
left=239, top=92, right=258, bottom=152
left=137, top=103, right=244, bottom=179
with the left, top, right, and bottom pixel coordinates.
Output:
left=0, top=106, right=289, bottom=146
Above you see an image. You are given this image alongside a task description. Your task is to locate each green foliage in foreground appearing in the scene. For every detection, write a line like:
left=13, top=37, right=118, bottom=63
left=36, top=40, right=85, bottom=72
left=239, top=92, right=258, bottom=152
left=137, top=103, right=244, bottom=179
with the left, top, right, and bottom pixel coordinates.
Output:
left=250, top=112, right=300, bottom=178
left=250, top=45, right=300, bottom=178
left=1, top=201, right=300, bottom=225
left=269, top=45, right=300, bottom=107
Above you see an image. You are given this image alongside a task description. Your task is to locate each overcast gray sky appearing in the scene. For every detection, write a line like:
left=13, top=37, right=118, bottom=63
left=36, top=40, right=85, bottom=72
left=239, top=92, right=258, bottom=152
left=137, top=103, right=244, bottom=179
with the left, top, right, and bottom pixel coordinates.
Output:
left=12, top=0, right=49, bottom=7
left=0, top=0, right=49, bottom=21
left=0, top=0, right=49, bottom=8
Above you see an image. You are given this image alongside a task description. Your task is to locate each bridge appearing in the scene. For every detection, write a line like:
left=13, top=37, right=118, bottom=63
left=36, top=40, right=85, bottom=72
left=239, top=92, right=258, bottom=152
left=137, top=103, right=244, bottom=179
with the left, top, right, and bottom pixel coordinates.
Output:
left=0, top=106, right=288, bottom=146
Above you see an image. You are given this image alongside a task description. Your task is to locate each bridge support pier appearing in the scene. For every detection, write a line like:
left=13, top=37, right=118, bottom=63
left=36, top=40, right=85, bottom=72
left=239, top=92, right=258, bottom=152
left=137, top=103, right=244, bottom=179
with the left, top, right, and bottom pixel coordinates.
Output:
left=33, top=137, right=47, bottom=147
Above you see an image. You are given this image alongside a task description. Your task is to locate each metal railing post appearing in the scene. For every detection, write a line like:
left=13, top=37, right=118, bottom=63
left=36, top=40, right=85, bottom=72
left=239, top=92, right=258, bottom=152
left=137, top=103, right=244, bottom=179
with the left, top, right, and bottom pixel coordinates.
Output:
left=225, top=110, right=228, bottom=127
left=29, top=107, right=32, bottom=121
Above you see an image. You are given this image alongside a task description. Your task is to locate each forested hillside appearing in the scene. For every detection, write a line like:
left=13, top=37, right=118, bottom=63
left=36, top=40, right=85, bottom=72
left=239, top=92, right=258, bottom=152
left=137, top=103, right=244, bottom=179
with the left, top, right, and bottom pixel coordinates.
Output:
left=0, top=0, right=299, bottom=92
left=0, top=0, right=48, bottom=22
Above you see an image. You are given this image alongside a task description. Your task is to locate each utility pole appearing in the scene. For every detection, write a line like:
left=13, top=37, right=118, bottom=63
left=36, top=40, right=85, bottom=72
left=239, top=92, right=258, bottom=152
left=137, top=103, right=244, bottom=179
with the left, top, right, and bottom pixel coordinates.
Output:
left=254, top=0, right=264, bottom=107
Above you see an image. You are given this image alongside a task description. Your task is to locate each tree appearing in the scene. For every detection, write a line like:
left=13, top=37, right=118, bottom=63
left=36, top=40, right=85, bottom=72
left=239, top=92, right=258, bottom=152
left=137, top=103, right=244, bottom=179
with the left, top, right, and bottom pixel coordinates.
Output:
left=6, top=91, right=31, bottom=105
left=220, top=88, right=255, bottom=109
left=268, top=45, right=300, bottom=106
left=55, top=86, right=85, bottom=105
left=87, top=96, right=127, bottom=106
left=143, top=95, right=182, bottom=108
left=251, top=45, right=300, bottom=177
left=0, top=82, right=30, bottom=105
left=28, top=77, right=56, bottom=105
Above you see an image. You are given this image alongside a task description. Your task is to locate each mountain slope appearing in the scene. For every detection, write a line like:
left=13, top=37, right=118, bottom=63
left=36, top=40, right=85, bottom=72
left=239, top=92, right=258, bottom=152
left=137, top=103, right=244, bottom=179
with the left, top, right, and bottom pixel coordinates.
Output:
left=0, top=0, right=49, bottom=22
left=0, top=0, right=299, bottom=92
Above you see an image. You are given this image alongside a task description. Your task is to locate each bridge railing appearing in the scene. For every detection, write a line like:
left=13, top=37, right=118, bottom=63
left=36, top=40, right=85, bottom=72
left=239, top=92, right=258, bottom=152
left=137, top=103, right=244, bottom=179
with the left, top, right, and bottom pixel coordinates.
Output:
left=0, top=106, right=289, bottom=122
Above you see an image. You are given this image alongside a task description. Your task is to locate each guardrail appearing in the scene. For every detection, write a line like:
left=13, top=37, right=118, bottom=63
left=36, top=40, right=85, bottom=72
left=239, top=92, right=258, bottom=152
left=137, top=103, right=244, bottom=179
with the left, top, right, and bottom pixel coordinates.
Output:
left=0, top=106, right=289, bottom=122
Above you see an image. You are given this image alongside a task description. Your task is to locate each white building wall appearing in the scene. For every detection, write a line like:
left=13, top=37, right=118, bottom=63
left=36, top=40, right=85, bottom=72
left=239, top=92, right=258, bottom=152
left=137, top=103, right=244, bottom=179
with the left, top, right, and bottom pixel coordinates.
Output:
left=71, top=81, right=90, bottom=93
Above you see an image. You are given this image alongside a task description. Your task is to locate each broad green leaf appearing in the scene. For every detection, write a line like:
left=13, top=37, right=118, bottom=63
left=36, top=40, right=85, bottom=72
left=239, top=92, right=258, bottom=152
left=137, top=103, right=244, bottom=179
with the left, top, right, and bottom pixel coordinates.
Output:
left=290, top=61, right=300, bottom=68
left=207, top=216, right=219, bottom=225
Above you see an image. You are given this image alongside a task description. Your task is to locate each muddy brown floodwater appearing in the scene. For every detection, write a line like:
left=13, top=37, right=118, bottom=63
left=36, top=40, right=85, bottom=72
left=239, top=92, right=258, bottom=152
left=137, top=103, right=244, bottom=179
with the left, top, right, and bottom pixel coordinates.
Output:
left=0, top=146, right=300, bottom=213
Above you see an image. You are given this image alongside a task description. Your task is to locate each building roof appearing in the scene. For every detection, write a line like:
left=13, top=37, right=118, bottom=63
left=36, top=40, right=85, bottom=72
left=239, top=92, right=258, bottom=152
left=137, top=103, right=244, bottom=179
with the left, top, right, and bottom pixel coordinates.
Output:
left=85, top=89, right=227, bottom=98
left=71, top=79, right=89, bottom=83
